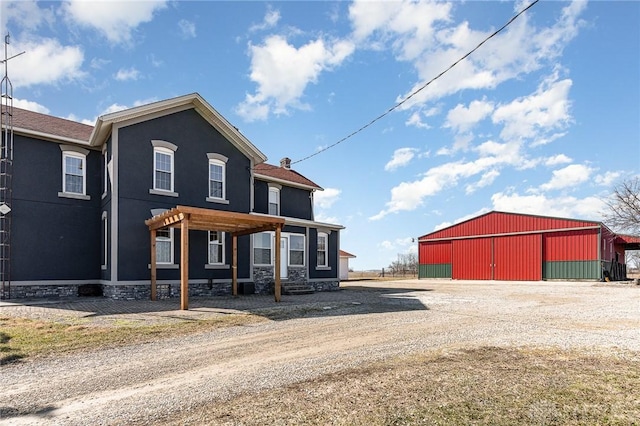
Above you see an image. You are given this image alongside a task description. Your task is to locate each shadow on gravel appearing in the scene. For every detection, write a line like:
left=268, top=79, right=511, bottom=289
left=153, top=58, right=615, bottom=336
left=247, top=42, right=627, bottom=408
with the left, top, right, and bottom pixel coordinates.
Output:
left=0, top=283, right=433, bottom=324
left=0, top=404, right=59, bottom=421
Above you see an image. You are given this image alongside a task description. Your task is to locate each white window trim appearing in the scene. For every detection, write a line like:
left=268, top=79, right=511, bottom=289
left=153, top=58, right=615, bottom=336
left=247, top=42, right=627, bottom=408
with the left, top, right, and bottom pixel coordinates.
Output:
left=58, top=145, right=90, bottom=200
left=253, top=231, right=274, bottom=266
left=207, top=230, right=225, bottom=265
left=150, top=140, right=178, bottom=197
left=317, top=232, right=328, bottom=268
left=288, top=234, right=305, bottom=267
left=102, top=145, right=108, bottom=199
left=206, top=153, right=228, bottom=204
left=268, top=185, right=280, bottom=216
left=101, top=211, right=108, bottom=270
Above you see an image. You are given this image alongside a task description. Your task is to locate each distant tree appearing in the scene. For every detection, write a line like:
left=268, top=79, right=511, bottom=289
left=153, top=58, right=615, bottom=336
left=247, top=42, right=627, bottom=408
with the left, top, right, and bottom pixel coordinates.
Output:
left=388, top=252, right=418, bottom=277
left=604, top=177, right=640, bottom=235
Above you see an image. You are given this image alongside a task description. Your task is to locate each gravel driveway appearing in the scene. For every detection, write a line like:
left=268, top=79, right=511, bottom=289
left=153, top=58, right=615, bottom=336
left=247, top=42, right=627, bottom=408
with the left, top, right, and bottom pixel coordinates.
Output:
left=1, top=279, right=638, bottom=425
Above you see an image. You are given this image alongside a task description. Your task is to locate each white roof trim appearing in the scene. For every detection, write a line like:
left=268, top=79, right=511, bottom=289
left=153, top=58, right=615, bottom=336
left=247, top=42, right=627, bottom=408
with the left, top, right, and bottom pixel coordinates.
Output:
left=250, top=212, right=344, bottom=230
left=89, top=93, right=267, bottom=163
left=10, top=126, right=93, bottom=147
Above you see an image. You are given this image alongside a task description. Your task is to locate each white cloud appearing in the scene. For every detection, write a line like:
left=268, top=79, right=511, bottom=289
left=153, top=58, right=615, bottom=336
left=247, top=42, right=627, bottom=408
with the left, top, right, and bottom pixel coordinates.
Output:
left=314, top=188, right=341, bottom=209
left=8, top=38, right=84, bottom=87
left=236, top=35, right=355, bottom=121
left=491, top=190, right=605, bottom=221
left=594, top=171, right=621, bottom=187
left=405, top=111, right=431, bottom=129
left=13, top=98, right=50, bottom=114
left=444, top=99, right=494, bottom=134
left=385, top=148, right=418, bottom=171
left=1, top=0, right=54, bottom=32
left=545, top=154, right=572, bottom=166
left=354, top=0, right=587, bottom=110
left=250, top=8, right=281, bottom=32
left=315, top=212, right=340, bottom=224
left=178, top=19, right=196, bottom=39
left=465, top=169, right=499, bottom=194
left=65, top=113, right=94, bottom=125
left=539, top=164, right=593, bottom=191
left=114, top=67, right=141, bottom=81
left=62, top=0, right=168, bottom=44
left=493, top=71, right=573, bottom=142
left=371, top=140, right=529, bottom=220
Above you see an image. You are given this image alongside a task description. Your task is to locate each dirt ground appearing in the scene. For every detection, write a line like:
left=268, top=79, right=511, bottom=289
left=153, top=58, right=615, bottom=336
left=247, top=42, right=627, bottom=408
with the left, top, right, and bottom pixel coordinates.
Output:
left=1, top=279, right=639, bottom=425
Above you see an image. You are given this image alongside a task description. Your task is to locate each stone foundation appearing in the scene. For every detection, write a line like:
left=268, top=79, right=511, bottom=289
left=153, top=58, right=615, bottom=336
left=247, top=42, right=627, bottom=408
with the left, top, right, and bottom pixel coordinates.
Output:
left=309, top=280, right=340, bottom=292
left=1, top=285, right=78, bottom=299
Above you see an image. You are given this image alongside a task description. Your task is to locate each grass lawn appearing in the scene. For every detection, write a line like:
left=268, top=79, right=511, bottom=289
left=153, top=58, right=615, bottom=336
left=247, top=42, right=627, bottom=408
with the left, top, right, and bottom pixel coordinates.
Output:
left=169, top=346, right=640, bottom=426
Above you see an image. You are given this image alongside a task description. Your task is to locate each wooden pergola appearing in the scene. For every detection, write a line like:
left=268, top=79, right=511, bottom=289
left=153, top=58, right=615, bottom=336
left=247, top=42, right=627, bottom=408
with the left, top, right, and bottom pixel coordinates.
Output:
left=145, top=205, right=285, bottom=310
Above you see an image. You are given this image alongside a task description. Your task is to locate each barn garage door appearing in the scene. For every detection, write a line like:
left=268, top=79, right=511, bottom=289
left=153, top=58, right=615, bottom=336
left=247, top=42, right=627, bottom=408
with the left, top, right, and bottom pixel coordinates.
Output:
left=452, top=238, right=492, bottom=279
left=493, top=234, right=541, bottom=280
left=452, top=235, right=541, bottom=280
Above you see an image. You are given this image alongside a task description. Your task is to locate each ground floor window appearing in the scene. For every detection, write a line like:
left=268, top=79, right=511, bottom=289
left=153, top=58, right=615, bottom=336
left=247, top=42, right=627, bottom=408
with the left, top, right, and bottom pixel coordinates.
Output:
left=208, top=231, right=225, bottom=264
left=156, top=228, right=173, bottom=264
left=289, top=234, right=305, bottom=266
left=254, top=232, right=272, bottom=265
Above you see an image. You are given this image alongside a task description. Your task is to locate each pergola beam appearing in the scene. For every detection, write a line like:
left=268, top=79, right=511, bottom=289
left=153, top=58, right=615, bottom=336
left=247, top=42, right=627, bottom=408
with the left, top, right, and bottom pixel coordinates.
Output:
left=145, top=205, right=285, bottom=310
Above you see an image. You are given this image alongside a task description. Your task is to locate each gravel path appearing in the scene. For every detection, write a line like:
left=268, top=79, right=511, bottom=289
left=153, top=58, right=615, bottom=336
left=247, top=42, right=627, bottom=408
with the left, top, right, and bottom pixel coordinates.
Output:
left=1, top=280, right=638, bottom=425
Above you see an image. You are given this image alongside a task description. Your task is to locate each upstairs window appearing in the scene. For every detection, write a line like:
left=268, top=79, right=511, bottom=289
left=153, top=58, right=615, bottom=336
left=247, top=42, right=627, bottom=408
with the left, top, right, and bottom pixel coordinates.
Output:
left=59, top=145, right=90, bottom=200
left=209, top=160, right=224, bottom=199
left=208, top=231, right=225, bottom=265
left=150, top=140, right=178, bottom=197
left=317, top=232, right=328, bottom=267
left=154, top=148, right=173, bottom=191
left=268, top=185, right=280, bottom=216
left=207, top=153, right=228, bottom=204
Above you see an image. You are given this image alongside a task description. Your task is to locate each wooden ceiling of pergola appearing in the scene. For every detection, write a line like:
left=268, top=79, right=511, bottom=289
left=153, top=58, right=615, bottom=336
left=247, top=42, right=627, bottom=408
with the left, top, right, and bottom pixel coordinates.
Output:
left=145, top=205, right=285, bottom=235
left=145, top=205, right=285, bottom=310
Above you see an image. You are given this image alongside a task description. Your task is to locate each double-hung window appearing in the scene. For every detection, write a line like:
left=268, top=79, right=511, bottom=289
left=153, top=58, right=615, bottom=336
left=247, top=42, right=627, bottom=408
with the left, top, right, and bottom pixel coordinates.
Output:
left=317, top=232, right=328, bottom=267
left=268, top=186, right=280, bottom=215
left=59, top=145, right=90, bottom=200
left=289, top=235, right=305, bottom=266
left=150, top=140, right=178, bottom=197
left=156, top=228, right=173, bottom=264
left=154, top=148, right=173, bottom=191
left=206, top=153, right=229, bottom=204
left=208, top=231, right=225, bottom=265
left=253, top=232, right=272, bottom=265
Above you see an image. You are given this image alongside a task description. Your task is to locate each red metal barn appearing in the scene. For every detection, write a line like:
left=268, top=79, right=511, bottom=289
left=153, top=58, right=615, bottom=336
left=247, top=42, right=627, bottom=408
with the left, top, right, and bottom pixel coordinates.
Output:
left=418, top=211, right=639, bottom=281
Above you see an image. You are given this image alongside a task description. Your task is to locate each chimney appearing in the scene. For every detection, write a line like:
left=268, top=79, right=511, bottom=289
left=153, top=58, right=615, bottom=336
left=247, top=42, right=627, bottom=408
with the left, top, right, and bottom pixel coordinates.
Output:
left=280, top=157, right=291, bottom=169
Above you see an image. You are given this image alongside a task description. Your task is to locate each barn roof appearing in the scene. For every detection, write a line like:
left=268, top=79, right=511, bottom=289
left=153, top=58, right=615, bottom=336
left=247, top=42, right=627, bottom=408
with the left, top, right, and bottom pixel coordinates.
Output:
left=419, top=211, right=603, bottom=241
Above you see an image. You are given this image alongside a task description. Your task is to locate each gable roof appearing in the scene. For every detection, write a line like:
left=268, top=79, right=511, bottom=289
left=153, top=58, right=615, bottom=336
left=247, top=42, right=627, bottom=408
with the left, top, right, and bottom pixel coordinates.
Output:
left=340, top=250, right=356, bottom=258
left=6, top=106, right=93, bottom=145
left=419, top=210, right=604, bottom=241
left=89, top=93, right=267, bottom=164
left=254, top=163, right=322, bottom=191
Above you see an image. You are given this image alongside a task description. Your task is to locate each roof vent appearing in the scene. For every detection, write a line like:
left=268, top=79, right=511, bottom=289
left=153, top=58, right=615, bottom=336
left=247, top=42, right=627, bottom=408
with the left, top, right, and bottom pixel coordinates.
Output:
left=280, top=157, right=291, bottom=169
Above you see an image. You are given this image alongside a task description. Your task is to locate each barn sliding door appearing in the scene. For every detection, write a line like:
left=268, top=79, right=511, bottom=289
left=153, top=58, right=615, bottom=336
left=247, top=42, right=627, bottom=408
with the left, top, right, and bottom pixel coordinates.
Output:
left=452, top=238, right=492, bottom=280
left=493, top=234, right=542, bottom=281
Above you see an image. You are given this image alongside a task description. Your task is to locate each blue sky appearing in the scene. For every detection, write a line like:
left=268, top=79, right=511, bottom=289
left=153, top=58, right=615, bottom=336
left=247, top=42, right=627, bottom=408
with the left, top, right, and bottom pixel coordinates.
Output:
left=2, top=0, right=639, bottom=270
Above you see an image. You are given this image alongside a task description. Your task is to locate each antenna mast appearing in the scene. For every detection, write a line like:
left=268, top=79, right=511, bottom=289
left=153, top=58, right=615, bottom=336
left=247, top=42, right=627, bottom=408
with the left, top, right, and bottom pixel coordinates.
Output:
left=0, top=33, right=24, bottom=299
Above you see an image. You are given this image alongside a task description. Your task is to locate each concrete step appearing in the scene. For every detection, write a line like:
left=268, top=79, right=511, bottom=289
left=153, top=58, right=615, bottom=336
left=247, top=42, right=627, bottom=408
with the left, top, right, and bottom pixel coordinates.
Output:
left=281, top=283, right=315, bottom=295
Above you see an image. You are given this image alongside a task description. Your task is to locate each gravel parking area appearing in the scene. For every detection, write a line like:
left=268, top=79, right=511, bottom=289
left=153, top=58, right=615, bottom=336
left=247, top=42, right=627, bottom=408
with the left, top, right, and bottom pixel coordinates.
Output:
left=1, top=279, right=638, bottom=425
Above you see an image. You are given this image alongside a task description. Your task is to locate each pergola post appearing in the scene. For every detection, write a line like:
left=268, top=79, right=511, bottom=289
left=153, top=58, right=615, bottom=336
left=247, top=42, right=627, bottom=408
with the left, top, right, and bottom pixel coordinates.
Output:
left=180, top=215, right=190, bottom=310
left=150, top=228, right=157, bottom=301
left=275, top=225, right=281, bottom=302
left=232, top=234, right=238, bottom=296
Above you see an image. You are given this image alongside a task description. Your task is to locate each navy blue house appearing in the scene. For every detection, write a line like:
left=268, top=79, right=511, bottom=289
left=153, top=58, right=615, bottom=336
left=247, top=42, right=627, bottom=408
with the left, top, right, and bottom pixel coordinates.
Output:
left=2, top=93, right=343, bottom=300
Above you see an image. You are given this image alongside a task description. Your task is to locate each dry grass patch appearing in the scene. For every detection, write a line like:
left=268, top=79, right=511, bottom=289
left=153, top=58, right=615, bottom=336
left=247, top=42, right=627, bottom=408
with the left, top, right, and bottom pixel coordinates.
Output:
left=170, top=346, right=640, bottom=426
left=0, top=314, right=264, bottom=364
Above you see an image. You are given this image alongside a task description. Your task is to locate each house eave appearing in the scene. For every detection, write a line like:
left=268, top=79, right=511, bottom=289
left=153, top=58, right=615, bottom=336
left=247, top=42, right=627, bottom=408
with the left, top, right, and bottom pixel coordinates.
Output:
left=250, top=212, right=344, bottom=230
left=11, top=126, right=93, bottom=148
left=253, top=173, right=323, bottom=192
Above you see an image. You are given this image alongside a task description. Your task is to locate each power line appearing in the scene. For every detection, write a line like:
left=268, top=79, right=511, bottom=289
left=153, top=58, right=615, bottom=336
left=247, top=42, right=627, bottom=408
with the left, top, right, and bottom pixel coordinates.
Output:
left=292, top=0, right=540, bottom=165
